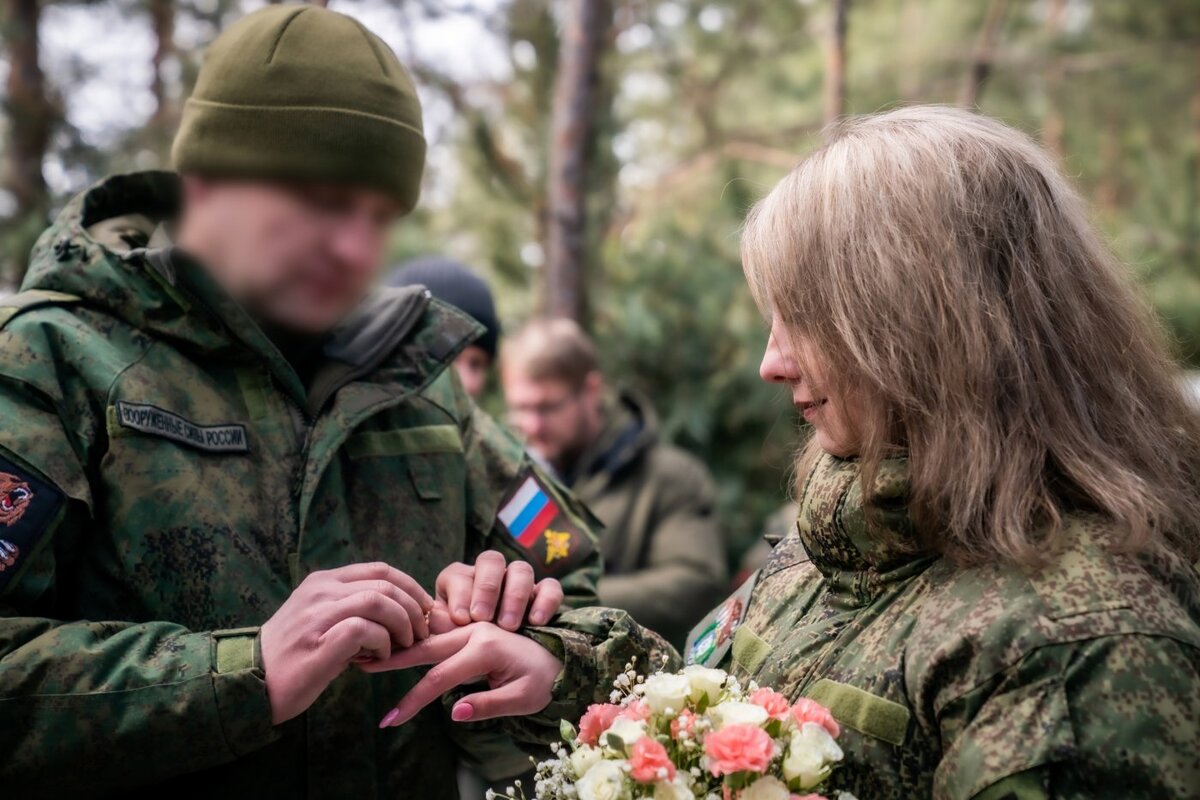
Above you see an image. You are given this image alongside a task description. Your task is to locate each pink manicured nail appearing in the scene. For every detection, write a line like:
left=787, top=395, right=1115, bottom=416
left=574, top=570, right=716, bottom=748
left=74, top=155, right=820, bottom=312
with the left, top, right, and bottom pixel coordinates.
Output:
left=451, top=702, right=473, bottom=722
left=379, top=709, right=401, bottom=728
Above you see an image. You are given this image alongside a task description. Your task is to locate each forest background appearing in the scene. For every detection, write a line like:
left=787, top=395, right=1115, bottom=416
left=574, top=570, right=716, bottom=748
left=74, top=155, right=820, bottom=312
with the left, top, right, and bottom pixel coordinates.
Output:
left=2, top=0, right=1197, bottom=564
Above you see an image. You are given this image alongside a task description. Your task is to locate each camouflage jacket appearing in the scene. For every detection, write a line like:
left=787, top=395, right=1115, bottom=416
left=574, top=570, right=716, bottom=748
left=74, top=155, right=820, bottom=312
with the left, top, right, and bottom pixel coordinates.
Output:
left=0, top=172, right=601, bottom=799
left=564, top=389, right=726, bottom=647
left=553, top=454, right=1200, bottom=799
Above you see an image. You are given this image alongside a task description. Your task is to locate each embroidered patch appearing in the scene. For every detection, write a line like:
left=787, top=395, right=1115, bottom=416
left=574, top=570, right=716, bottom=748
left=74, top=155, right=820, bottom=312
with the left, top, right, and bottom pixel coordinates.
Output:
left=684, top=572, right=758, bottom=668
left=0, top=538, right=19, bottom=571
left=0, top=473, right=34, bottom=525
left=544, top=529, right=572, bottom=564
left=0, top=455, right=65, bottom=593
left=115, top=401, right=249, bottom=454
left=497, top=472, right=592, bottom=578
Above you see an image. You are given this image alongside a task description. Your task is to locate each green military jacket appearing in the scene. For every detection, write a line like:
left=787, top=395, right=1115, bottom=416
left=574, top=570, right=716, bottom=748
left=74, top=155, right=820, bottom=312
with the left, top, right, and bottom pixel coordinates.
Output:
left=0, top=172, right=601, bottom=799
left=564, top=390, right=726, bottom=647
left=550, top=454, right=1200, bottom=799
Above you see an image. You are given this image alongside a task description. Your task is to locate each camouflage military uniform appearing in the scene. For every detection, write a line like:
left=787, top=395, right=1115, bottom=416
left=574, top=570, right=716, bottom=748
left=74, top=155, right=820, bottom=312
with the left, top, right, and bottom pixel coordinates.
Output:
left=0, top=172, right=601, bottom=798
left=549, top=453, right=1200, bottom=799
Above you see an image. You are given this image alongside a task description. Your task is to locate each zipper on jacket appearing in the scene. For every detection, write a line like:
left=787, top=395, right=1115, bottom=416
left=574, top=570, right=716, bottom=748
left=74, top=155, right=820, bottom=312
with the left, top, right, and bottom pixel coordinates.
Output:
left=269, top=370, right=314, bottom=501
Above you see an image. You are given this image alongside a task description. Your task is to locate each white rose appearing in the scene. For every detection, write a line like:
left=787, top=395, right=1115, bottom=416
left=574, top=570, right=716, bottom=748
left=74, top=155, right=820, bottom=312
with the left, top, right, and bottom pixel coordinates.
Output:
left=642, top=673, right=692, bottom=714
left=653, top=777, right=693, bottom=800
left=570, top=745, right=604, bottom=778
left=681, top=665, right=727, bottom=704
left=782, top=722, right=844, bottom=790
left=604, top=717, right=648, bottom=750
left=708, top=700, right=769, bottom=729
left=577, top=760, right=628, bottom=800
left=739, top=776, right=791, bottom=800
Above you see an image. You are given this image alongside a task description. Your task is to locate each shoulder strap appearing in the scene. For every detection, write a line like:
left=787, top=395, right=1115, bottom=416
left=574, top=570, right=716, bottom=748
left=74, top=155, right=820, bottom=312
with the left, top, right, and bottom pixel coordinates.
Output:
left=0, top=290, right=82, bottom=329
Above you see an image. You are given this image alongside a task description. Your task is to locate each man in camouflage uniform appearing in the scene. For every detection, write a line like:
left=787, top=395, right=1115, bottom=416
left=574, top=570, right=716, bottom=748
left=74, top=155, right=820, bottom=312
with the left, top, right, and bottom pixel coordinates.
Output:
left=0, top=6, right=601, bottom=797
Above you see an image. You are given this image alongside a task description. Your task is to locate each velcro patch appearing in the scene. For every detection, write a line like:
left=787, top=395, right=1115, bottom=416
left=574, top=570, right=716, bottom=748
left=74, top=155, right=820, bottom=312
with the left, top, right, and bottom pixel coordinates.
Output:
left=115, top=401, right=249, bottom=454
left=0, top=454, right=65, bottom=594
left=497, top=471, right=592, bottom=578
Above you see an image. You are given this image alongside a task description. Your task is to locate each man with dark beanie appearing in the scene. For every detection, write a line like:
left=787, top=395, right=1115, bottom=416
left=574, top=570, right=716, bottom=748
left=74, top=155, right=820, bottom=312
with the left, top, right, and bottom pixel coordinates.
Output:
left=388, top=256, right=501, bottom=399
left=0, top=6, right=604, bottom=797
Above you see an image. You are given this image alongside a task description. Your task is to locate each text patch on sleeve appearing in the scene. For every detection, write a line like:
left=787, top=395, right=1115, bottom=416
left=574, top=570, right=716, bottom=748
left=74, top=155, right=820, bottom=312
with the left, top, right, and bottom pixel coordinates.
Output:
left=0, top=453, right=65, bottom=593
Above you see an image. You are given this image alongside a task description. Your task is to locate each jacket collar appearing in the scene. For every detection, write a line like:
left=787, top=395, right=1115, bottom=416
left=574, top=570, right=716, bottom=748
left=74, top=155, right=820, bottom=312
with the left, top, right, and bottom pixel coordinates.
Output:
left=796, top=453, right=931, bottom=580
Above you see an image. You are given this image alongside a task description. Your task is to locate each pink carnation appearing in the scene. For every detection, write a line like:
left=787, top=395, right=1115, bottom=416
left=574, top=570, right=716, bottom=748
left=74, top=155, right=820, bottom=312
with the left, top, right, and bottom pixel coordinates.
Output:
left=789, top=699, right=840, bottom=738
left=749, top=687, right=791, bottom=719
left=704, top=723, right=775, bottom=776
left=792, top=795, right=828, bottom=800
left=578, top=703, right=622, bottom=746
left=618, top=699, right=652, bottom=722
left=629, top=736, right=676, bottom=783
left=670, top=709, right=697, bottom=739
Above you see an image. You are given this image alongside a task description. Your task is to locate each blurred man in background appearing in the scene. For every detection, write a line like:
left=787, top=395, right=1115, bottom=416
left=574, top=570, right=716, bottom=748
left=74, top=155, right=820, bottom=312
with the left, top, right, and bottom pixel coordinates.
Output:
left=387, top=255, right=501, bottom=400
left=501, top=318, right=726, bottom=645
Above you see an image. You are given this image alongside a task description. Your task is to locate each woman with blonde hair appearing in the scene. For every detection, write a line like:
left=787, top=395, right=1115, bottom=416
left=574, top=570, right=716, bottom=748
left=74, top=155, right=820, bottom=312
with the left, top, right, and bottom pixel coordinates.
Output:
left=727, top=104, right=1200, bottom=797
left=369, top=106, right=1200, bottom=798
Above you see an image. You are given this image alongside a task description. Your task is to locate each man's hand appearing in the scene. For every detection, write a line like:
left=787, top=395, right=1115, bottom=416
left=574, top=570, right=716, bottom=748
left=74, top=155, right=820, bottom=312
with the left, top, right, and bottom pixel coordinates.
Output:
left=430, top=550, right=564, bottom=633
left=260, top=562, right=434, bottom=725
left=362, top=622, right=563, bottom=728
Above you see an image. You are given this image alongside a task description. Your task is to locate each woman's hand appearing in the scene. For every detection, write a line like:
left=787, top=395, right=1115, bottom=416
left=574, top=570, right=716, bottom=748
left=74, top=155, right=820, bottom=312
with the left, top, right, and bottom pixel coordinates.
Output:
left=362, top=622, right=564, bottom=728
left=430, top=550, right=564, bottom=633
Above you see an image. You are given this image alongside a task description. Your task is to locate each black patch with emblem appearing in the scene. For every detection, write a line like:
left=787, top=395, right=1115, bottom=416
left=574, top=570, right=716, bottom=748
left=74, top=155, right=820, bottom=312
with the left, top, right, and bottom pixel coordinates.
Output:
left=115, top=401, right=249, bottom=454
left=0, top=454, right=65, bottom=593
left=496, top=469, right=594, bottom=579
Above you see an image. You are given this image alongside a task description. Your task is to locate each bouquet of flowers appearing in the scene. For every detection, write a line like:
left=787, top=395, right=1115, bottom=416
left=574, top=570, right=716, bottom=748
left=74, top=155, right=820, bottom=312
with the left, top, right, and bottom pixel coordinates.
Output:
left=508, top=660, right=854, bottom=800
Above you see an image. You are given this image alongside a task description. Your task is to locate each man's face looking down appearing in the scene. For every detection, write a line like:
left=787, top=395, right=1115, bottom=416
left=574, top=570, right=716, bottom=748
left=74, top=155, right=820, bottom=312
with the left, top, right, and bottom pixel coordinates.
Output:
left=179, top=177, right=404, bottom=333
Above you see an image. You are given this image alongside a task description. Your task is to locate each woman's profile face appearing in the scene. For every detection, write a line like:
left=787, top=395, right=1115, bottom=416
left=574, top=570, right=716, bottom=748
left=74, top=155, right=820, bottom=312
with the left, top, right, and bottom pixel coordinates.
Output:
left=759, top=319, right=863, bottom=458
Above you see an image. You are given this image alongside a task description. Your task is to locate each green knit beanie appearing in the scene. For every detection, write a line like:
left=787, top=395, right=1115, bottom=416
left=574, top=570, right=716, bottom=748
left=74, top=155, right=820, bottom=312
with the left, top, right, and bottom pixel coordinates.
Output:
left=172, top=5, right=425, bottom=212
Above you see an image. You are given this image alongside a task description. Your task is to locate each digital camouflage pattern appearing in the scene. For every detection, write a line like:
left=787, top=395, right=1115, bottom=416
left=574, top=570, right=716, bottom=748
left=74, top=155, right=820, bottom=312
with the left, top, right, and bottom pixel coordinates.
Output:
left=0, top=171, right=601, bottom=799
left=551, top=453, right=1200, bottom=799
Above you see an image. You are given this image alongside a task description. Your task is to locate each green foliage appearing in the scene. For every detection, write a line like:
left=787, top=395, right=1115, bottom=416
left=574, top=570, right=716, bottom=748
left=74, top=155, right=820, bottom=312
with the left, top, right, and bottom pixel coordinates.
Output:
left=8, top=0, right=1200, bottom=563
left=590, top=175, right=799, bottom=561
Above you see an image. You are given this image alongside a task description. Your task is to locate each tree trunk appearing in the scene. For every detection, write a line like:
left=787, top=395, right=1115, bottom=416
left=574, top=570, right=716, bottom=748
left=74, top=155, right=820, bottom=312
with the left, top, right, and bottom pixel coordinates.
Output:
left=1095, top=111, right=1121, bottom=216
left=1187, top=50, right=1200, bottom=264
left=148, top=0, right=176, bottom=126
left=543, top=0, right=612, bottom=324
left=1, top=0, right=56, bottom=286
left=1041, top=0, right=1066, bottom=158
left=959, top=0, right=1009, bottom=109
left=823, top=0, right=850, bottom=126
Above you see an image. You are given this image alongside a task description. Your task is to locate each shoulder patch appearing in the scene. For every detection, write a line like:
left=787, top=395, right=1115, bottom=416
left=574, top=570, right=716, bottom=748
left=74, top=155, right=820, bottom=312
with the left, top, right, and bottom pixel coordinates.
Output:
left=684, top=572, right=758, bottom=668
left=497, top=470, right=593, bottom=579
left=0, top=454, right=66, bottom=594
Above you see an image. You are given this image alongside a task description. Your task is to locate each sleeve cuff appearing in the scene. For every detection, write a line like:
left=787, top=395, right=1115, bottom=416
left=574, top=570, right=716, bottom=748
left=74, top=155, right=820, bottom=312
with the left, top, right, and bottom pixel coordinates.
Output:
left=210, top=628, right=280, bottom=757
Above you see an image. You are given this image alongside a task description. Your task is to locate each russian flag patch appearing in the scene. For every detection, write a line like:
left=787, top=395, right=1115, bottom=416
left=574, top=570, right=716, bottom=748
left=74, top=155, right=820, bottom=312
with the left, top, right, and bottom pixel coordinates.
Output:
left=496, top=471, right=593, bottom=578
left=499, top=476, right=561, bottom=547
